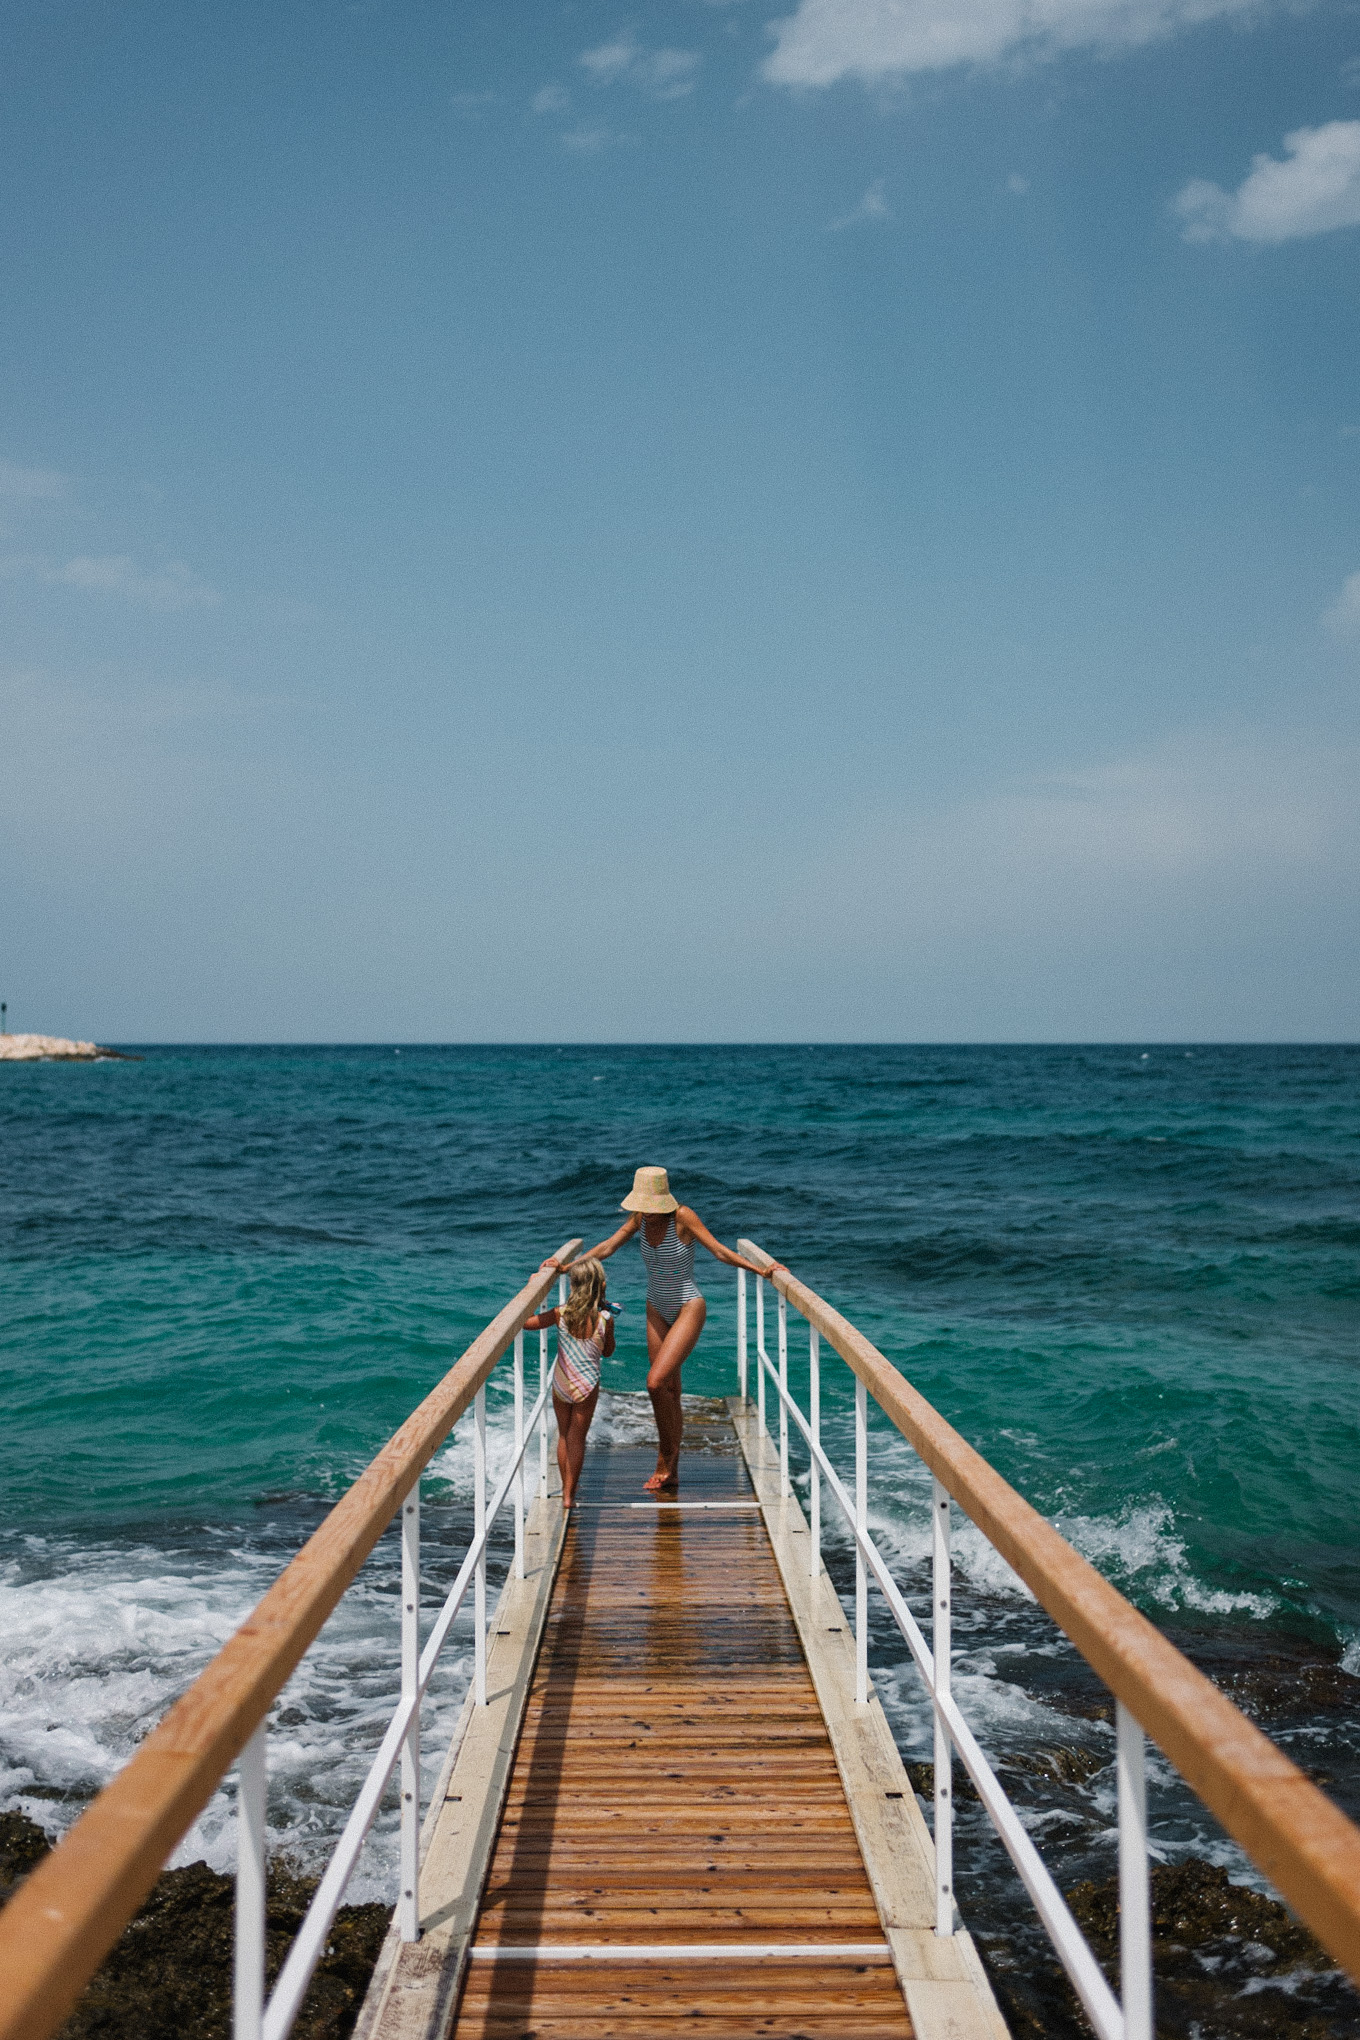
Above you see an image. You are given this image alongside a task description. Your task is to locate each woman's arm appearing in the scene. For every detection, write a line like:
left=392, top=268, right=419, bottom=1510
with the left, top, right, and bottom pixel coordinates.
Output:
left=676, top=1206, right=786, bottom=1280
left=523, top=1307, right=559, bottom=1332
left=541, top=1215, right=639, bottom=1272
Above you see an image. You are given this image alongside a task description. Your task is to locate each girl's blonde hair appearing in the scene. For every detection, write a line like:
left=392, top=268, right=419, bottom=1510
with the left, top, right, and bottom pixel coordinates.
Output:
left=562, top=1257, right=606, bottom=1337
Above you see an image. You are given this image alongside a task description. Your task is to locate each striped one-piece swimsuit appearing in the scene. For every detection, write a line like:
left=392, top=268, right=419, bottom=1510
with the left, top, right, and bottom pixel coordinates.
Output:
left=639, top=1215, right=703, bottom=1324
left=552, top=1313, right=606, bottom=1404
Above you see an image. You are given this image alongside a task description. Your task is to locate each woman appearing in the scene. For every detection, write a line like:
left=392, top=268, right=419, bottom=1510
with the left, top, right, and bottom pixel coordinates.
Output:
left=544, top=1167, right=785, bottom=1492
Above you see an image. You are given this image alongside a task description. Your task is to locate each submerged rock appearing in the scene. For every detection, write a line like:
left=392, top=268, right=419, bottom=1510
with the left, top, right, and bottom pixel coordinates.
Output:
left=980, top=1855, right=1358, bottom=2040
left=0, top=1813, right=389, bottom=2040
left=0, top=1811, right=52, bottom=1899
left=1067, top=1854, right=1330, bottom=1972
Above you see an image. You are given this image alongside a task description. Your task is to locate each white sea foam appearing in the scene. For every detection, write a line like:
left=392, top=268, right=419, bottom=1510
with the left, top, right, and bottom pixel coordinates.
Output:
left=804, top=1409, right=1276, bottom=1621
left=1054, top=1501, right=1277, bottom=1618
left=0, top=1528, right=483, bottom=1902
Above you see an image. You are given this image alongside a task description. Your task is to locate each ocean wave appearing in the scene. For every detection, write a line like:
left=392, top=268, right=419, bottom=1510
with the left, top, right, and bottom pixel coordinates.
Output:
left=0, top=1527, right=483, bottom=1903
left=1054, top=1502, right=1278, bottom=1619
left=798, top=1413, right=1280, bottom=1630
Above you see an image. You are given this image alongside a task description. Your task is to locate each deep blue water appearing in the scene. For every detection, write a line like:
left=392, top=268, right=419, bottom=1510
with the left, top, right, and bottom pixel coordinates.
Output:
left=2, top=1044, right=1357, bottom=2028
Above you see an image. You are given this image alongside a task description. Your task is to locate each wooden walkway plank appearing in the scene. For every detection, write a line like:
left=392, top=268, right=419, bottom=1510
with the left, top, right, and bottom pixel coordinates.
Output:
left=729, top=1400, right=1010, bottom=2040
left=360, top=1406, right=1009, bottom=2040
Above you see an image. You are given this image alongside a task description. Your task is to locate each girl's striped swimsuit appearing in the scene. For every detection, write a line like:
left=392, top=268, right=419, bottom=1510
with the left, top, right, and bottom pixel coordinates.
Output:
left=553, top=1313, right=606, bottom=1403
left=639, top=1215, right=703, bottom=1324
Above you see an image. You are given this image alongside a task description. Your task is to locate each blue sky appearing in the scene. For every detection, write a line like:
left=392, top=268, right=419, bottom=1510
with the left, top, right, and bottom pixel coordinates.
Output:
left=2, top=0, right=1357, bottom=1041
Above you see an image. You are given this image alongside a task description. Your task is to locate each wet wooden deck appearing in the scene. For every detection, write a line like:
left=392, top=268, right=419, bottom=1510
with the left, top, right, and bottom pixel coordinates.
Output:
left=357, top=1405, right=1008, bottom=2040
left=455, top=1424, right=909, bottom=2037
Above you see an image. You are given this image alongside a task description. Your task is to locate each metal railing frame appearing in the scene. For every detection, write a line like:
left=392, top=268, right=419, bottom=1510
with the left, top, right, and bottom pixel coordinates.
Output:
left=248, top=1367, right=553, bottom=2039
left=736, top=1246, right=1360, bottom=2040
left=0, top=1246, right=581, bottom=2040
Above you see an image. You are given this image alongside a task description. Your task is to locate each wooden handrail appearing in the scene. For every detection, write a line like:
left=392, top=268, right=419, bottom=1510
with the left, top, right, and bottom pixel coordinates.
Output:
left=741, top=1245, right=1360, bottom=1987
left=0, top=1244, right=582, bottom=2040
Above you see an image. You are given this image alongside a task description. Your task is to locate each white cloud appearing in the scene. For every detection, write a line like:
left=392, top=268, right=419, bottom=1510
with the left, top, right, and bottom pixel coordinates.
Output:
left=562, top=125, right=636, bottom=154
left=1174, top=121, right=1360, bottom=242
left=533, top=83, right=570, bottom=113
left=0, top=460, right=66, bottom=501
left=1, top=552, right=219, bottom=611
left=1007, top=171, right=1030, bottom=193
left=580, top=31, right=701, bottom=98
left=762, top=0, right=1261, bottom=85
left=829, top=177, right=891, bottom=227
left=1324, top=571, right=1360, bottom=640
left=797, top=729, right=1359, bottom=964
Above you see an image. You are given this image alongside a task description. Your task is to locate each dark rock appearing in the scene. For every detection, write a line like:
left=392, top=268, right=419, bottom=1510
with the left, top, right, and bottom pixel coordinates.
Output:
left=904, top=1760, right=981, bottom=1804
left=1068, top=1855, right=1328, bottom=1970
left=0, top=1813, right=390, bottom=2040
left=0, top=1810, right=54, bottom=1903
left=971, top=1856, right=1360, bottom=2040
left=1000, top=1745, right=1107, bottom=1787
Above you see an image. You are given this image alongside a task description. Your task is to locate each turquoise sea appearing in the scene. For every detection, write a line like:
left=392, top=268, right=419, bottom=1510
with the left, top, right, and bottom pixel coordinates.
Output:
left=3, top=1044, right=1358, bottom=2031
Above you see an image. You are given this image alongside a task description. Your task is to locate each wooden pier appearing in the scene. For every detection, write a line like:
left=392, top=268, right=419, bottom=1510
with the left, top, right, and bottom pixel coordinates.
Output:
left=356, top=1407, right=1006, bottom=2040
left=6, top=1246, right=1360, bottom=2040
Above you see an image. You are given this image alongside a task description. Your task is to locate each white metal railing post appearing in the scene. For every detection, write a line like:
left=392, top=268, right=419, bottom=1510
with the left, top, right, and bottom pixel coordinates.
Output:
left=398, top=1481, right=421, bottom=1941
left=777, top=1289, right=789, bottom=1498
left=513, top=1331, right=525, bottom=1580
left=737, top=1267, right=747, bottom=1401
left=1118, top=1702, right=1153, bottom=2040
left=808, top=1327, right=821, bottom=1579
left=539, top=1323, right=549, bottom=1499
left=756, top=1277, right=767, bottom=1434
left=233, top=1723, right=267, bottom=2040
left=474, top=1388, right=487, bottom=1706
left=932, top=1478, right=954, bottom=1935
left=854, top=1376, right=868, bottom=1704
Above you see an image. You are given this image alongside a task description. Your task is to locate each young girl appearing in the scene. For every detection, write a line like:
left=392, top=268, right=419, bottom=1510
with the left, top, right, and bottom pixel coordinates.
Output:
left=524, top=1257, right=615, bottom=1511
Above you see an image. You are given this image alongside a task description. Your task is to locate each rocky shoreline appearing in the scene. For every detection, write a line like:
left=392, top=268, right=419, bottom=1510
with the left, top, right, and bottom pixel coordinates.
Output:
left=0, top=1814, right=388, bottom=2040
left=0, top=1034, right=130, bottom=1061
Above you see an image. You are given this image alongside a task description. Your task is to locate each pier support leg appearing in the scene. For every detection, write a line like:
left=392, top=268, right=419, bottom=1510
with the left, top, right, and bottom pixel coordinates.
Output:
left=513, top=1333, right=525, bottom=1581
left=1118, top=1702, right=1153, bottom=2040
left=756, top=1277, right=767, bottom=1436
left=809, top=1327, right=820, bottom=1580
left=399, top=1482, right=421, bottom=1941
left=932, top=1478, right=954, bottom=1936
left=778, top=1290, right=789, bottom=1499
left=737, top=1267, right=747, bottom=1402
left=854, top=1377, right=868, bottom=1705
left=474, top=1389, right=487, bottom=1707
left=539, top=1327, right=549, bottom=1500
left=234, top=1724, right=267, bottom=2040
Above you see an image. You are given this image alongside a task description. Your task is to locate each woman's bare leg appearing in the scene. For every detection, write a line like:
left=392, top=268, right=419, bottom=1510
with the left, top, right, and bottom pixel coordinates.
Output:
left=645, top=1298, right=706, bottom=1488
left=554, top=1389, right=599, bottom=1509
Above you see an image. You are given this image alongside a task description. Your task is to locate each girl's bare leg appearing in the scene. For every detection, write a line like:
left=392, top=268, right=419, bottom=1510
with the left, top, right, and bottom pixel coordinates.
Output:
left=554, top=1389, right=599, bottom=1509
left=644, top=1298, right=706, bottom=1488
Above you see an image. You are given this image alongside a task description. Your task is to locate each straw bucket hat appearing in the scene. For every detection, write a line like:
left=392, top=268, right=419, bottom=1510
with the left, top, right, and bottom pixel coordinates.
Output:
left=621, top=1165, right=678, bottom=1214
